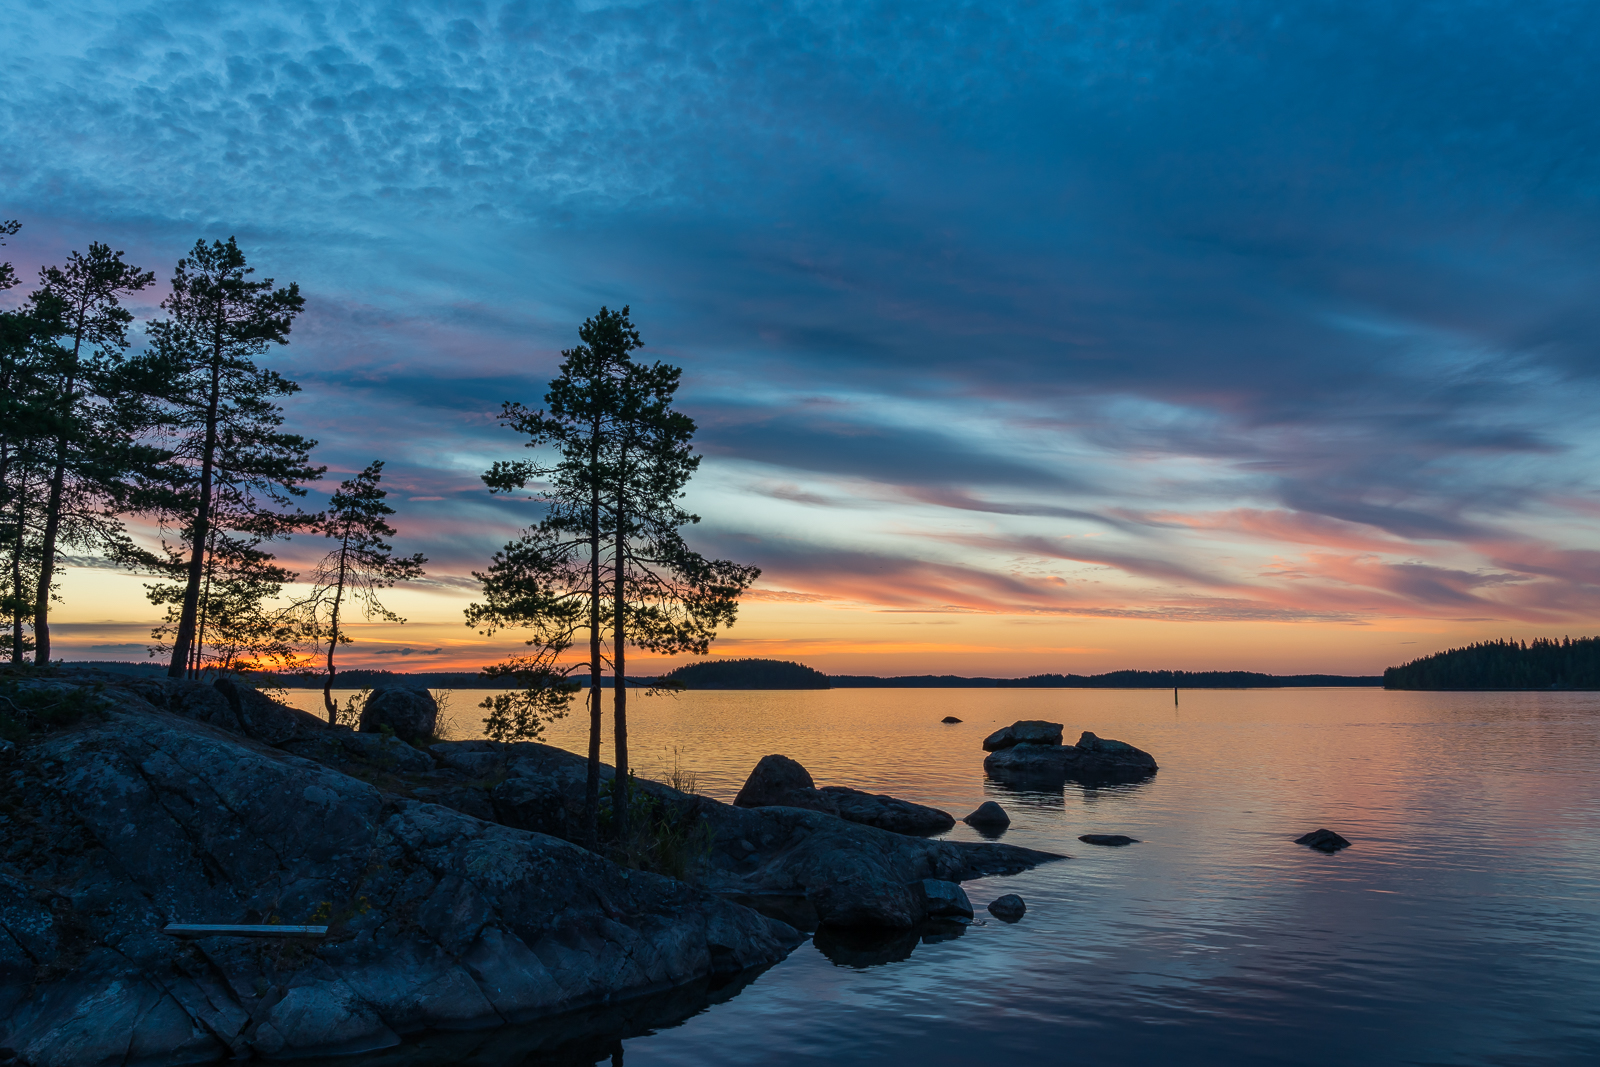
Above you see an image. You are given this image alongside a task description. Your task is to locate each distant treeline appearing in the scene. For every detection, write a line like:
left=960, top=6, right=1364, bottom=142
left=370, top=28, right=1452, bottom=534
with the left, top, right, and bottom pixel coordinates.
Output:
left=832, top=670, right=1382, bottom=688
left=1384, top=637, right=1600, bottom=690
left=66, top=660, right=1383, bottom=689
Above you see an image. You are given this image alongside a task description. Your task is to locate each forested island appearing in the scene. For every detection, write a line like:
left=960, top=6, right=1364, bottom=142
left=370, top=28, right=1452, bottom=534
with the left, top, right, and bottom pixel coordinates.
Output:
left=1384, top=637, right=1600, bottom=690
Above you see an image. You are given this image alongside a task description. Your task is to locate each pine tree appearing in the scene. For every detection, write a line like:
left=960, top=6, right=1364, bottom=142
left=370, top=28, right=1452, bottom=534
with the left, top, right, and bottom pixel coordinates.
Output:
left=298, top=461, right=427, bottom=721
left=26, top=244, right=156, bottom=663
left=475, top=306, right=639, bottom=846
left=601, top=354, right=758, bottom=843
left=132, top=237, right=323, bottom=678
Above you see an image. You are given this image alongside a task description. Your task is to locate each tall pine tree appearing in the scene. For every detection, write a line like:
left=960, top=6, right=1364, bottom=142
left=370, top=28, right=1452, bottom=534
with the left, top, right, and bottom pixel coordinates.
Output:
left=132, top=238, right=322, bottom=679
left=26, top=244, right=156, bottom=663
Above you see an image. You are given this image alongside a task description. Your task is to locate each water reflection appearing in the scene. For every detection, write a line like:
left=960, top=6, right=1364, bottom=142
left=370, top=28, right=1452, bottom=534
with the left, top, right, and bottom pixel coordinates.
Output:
left=813, top=919, right=969, bottom=968
left=342, top=966, right=773, bottom=1067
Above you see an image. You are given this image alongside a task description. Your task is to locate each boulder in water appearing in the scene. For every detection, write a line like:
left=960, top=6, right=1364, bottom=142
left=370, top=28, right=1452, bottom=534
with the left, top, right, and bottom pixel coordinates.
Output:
left=984, top=730, right=1158, bottom=782
left=1078, top=833, right=1138, bottom=846
left=359, top=686, right=438, bottom=744
left=963, top=801, right=1010, bottom=829
left=982, top=720, right=1065, bottom=751
left=941, top=716, right=962, bottom=724
left=987, top=894, right=1027, bottom=922
left=1295, top=828, right=1351, bottom=852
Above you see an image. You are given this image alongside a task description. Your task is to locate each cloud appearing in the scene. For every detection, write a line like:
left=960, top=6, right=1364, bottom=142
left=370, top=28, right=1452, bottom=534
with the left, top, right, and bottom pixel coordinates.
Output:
left=368, top=647, right=446, bottom=657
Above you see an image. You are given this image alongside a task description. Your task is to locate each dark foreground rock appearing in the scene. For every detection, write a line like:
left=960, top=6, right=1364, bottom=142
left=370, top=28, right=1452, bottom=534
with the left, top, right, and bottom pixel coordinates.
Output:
left=915, top=879, right=974, bottom=919
left=1079, top=833, right=1139, bottom=846
left=1295, top=828, right=1352, bottom=852
left=360, top=686, right=439, bottom=744
left=0, top=676, right=796, bottom=1065
left=987, top=894, right=1026, bottom=922
left=426, top=743, right=1058, bottom=930
left=983, top=727, right=1158, bottom=783
left=733, top=754, right=956, bottom=836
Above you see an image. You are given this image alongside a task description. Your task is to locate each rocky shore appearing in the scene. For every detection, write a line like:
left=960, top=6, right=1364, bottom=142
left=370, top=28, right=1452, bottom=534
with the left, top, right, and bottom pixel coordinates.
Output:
left=0, top=674, right=1059, bottom=1064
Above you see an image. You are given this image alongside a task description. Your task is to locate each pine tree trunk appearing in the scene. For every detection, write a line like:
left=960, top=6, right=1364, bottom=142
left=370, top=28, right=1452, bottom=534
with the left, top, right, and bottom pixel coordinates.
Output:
left=612, top=490, right=629, bottom=846
left=323, top=533, right=349, bottom=723
left=32, top=321, right=83, bottom=667
left=583, top=431, right=603, bottom=850
left=9, top=478, right=25, bottom=665
left=168, top=349, right=223, bottom=679
left=31, top=434, right=67, bottom=665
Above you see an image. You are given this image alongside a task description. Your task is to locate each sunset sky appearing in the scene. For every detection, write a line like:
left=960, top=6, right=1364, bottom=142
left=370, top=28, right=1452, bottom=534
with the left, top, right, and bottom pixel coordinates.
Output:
left=5, top=1, right=1600, bottom=677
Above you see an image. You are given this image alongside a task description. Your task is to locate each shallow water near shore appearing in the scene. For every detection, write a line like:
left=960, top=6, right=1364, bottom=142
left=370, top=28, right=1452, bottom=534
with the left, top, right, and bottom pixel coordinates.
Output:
left=279, top=687, right=1600, bottom=1066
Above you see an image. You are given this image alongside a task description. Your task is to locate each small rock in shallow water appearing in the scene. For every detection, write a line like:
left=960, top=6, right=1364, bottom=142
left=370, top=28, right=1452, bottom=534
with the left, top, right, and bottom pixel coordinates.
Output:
left=941, top=716, right=962, bottom=723
left=987, top=894, right=1026, bottom=922
left=1295, top=828, right=1351, bottom=852
left=1078, top=833, right=1139, bottom=846
left=963, top=801, right=1011, bottom=829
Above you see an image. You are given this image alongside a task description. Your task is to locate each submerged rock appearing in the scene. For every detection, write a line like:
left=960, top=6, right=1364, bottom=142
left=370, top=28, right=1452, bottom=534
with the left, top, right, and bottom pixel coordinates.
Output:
left=963, top=801, right=1011, bottom=829
left=981, top=720, right=1065, bottom=751
left=941, top=716, right=963, bottom=724
left=733, top=755, right=956, bottom=836
left=987, top=894, right=1027, bottom=922
left=984, top=730, right=1158, bottom=783
left=1078, top=833, right=1139, bottom=846
left=1295, top=828, right=1352, bottom=852
left=360, top=686, right=439, bottom=744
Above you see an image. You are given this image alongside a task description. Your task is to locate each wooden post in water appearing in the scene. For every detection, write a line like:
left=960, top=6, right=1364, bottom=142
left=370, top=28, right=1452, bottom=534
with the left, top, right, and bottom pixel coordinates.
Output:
left=1174, top=686, right=1178, bottom=706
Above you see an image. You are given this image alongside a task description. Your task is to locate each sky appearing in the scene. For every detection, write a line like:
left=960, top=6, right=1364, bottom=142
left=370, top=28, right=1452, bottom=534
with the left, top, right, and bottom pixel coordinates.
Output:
left=4, top=0, right=1600, bottom=677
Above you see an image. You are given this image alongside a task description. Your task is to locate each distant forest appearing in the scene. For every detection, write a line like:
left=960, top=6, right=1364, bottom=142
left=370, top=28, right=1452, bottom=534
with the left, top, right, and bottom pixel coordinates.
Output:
left=1384, top=638, right=1600, bottom=690
left=833, top=670, right=1382, bottom=688
left=69, top=660, right=1383, bottom=689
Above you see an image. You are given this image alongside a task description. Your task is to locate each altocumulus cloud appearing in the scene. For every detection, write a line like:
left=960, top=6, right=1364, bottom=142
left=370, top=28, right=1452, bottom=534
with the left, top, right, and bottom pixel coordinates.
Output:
left=3, top=1, right=1600, bottom=626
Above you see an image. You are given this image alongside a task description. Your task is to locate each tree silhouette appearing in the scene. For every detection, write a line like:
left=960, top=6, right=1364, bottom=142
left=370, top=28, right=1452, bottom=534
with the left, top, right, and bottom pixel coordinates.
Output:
left=298, top=461, right=427, bottom=721
left=26, top=244, right=156, bottom=663
left=476, top=306, right=640, bottom=845
left=133, top=238, right=322, bottom=679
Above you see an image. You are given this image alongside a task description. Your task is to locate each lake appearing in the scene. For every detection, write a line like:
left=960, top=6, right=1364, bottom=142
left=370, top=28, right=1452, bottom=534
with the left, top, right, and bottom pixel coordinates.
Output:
left=277, top=687, right=1600, bottom=1066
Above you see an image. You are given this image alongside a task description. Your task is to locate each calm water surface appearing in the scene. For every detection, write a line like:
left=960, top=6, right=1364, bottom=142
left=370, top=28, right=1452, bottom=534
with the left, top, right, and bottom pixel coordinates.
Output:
left=281, top=687, right=1600, bottom=1066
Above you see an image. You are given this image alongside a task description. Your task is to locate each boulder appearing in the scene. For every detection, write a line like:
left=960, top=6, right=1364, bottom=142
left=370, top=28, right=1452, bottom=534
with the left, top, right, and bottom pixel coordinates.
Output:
left=987, top=894, right=1026, bottom=923
left=734, top=754, right=815, bottom=806
left=915, top=879, right=974, bottom=919
left=1295, top=828, right=1351, bottom=853
left=1078, top=833, right=1138, bottom=846
left=941, top=716, right=962, bottom=724
left=981, top=720, right=1065, bottom=751
left=0, top=677, right=799, bottom=1064
left=734, top=756, right=956, bottom=836
left=984, top=730, right=1158, bottom=782
left=963, top=801, right=1010, bottom=829
left=360, top=686, right=438, bottom=744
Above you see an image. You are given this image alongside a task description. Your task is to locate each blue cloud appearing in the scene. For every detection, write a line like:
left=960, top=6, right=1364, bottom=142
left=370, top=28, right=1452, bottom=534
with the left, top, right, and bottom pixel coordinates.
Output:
left=6, top=1, right=1600, bottom=627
